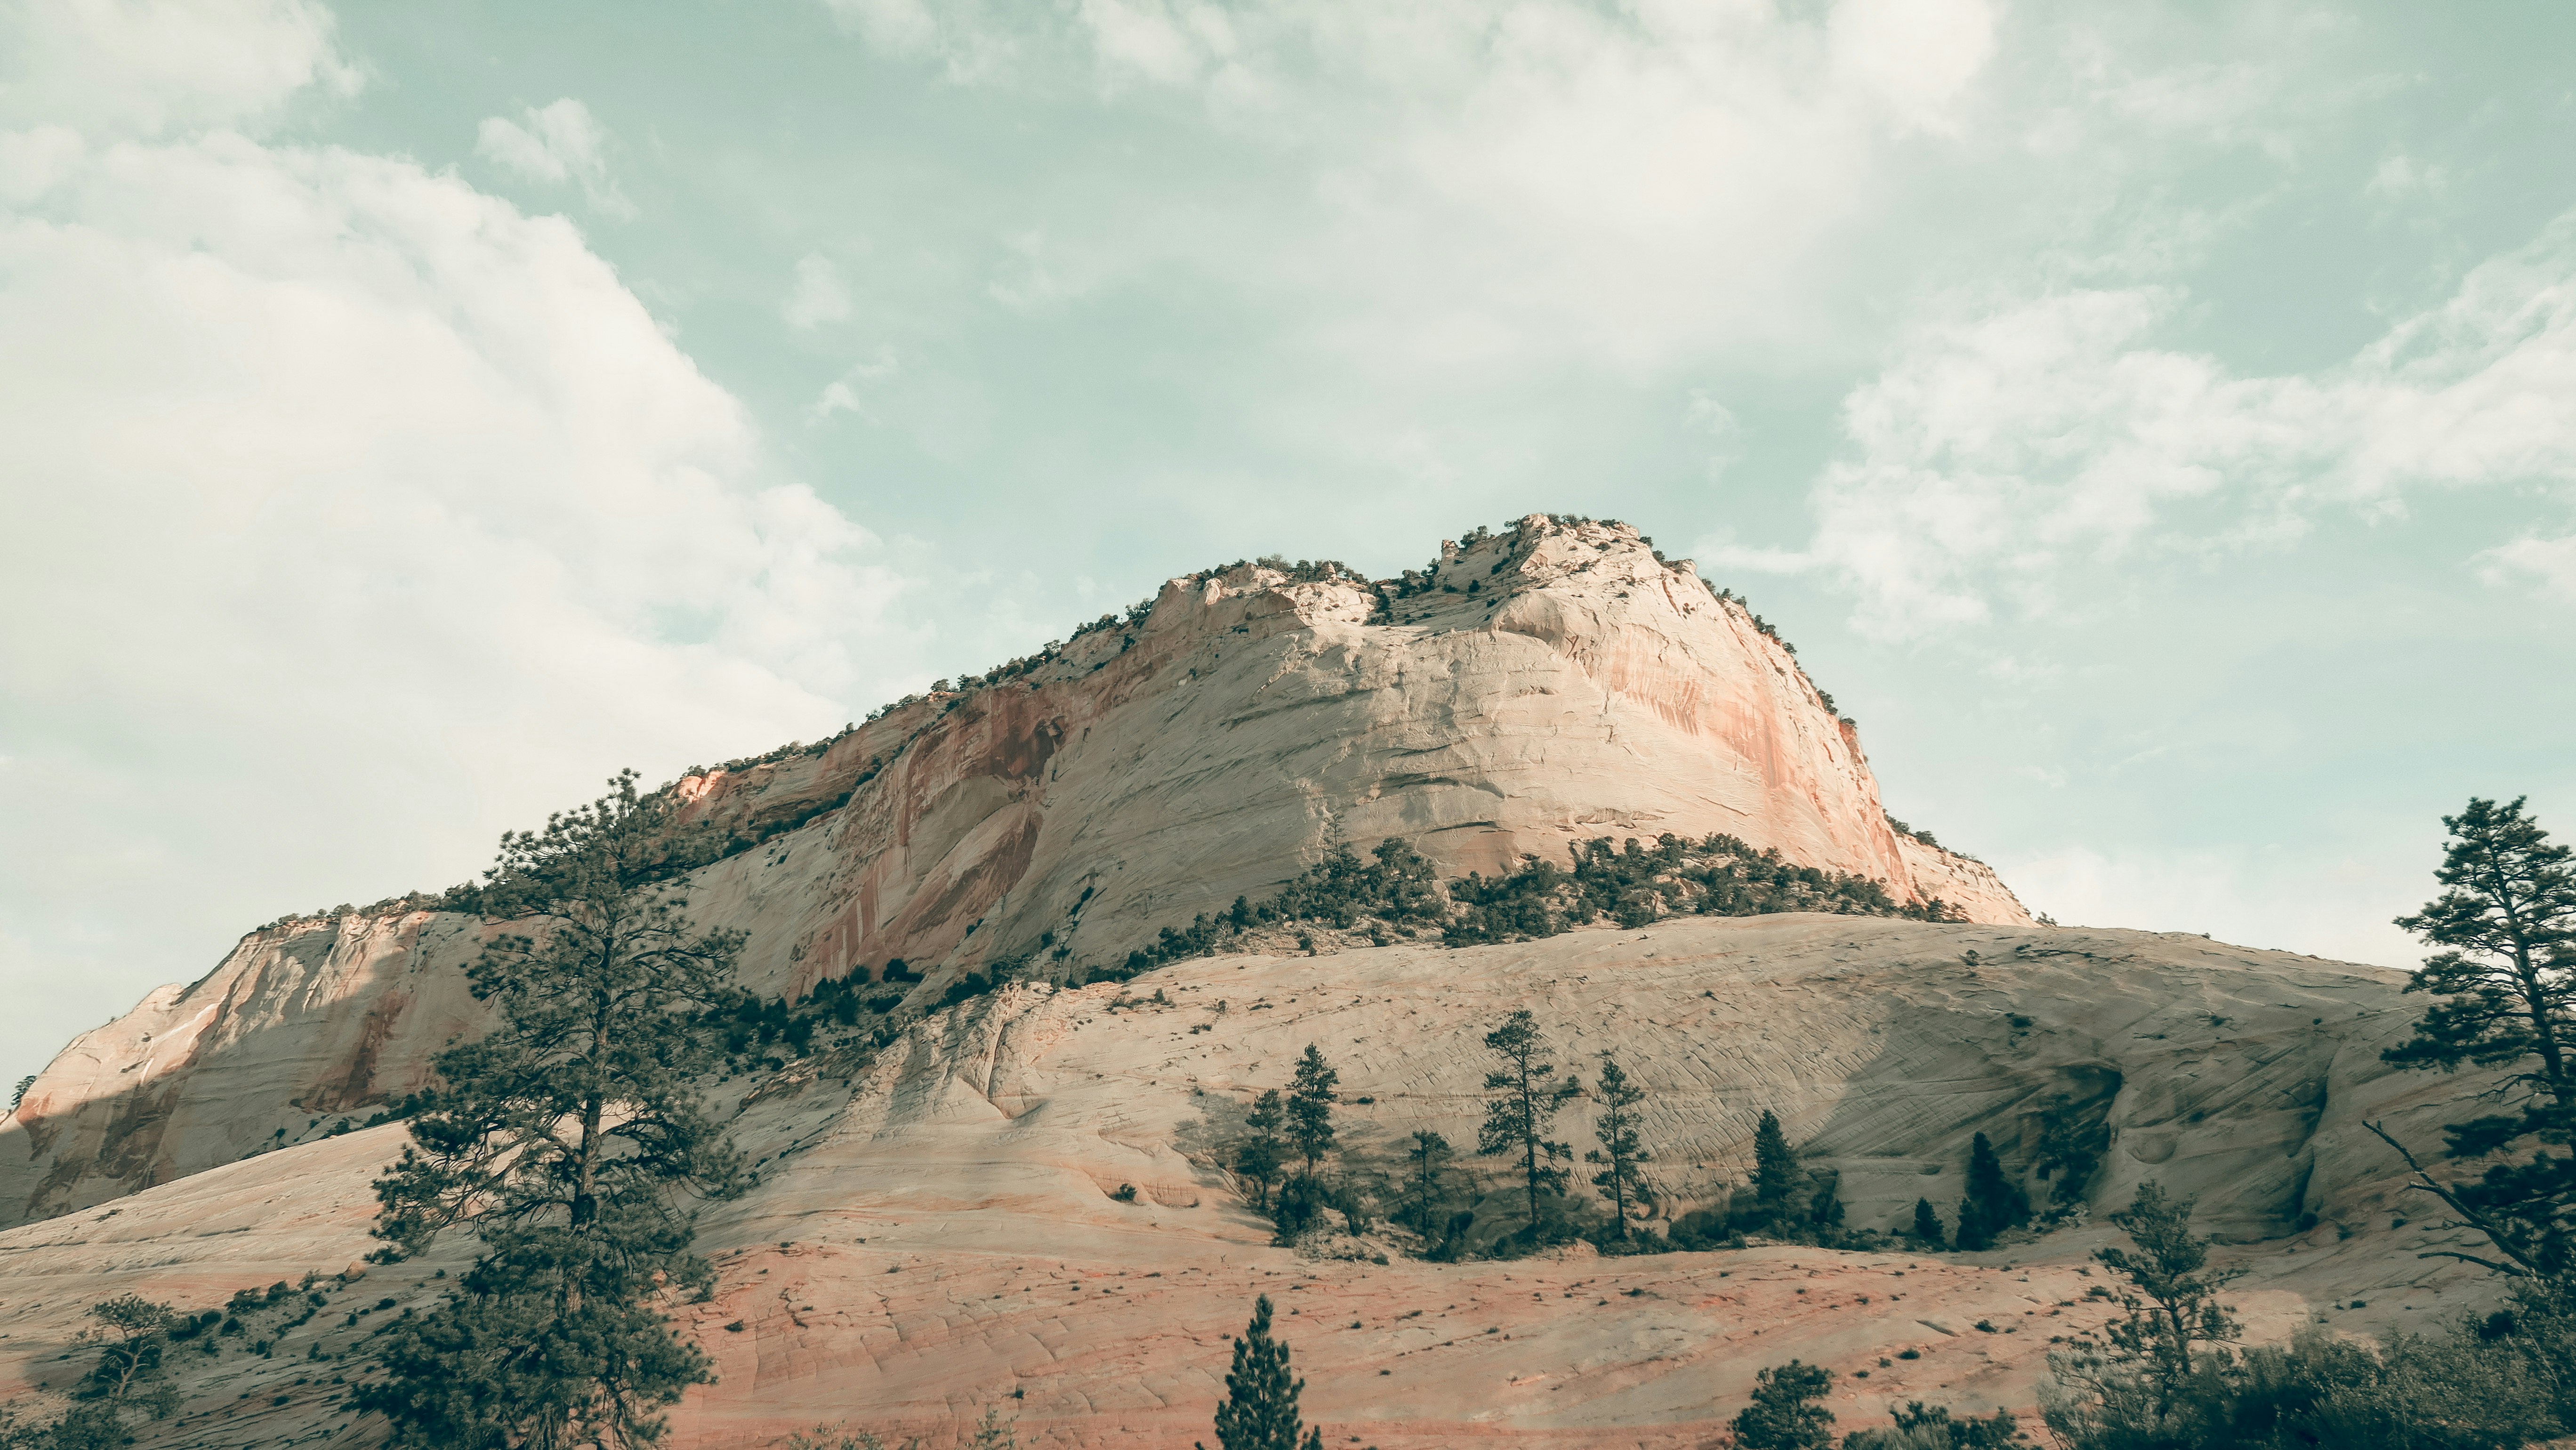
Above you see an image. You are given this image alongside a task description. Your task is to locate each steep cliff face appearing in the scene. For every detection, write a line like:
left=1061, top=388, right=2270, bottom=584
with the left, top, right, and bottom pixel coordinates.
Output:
left=2, top=515, right=2027, bottom=1228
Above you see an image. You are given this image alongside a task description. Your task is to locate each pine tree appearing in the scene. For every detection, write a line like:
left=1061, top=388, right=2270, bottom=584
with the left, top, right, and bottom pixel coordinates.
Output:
left=1729, top=1360, right=1835, bottom=1450
left=1584, top=1054, right=1651, bottom=1239
left=1955, top=1195, right=1991, bottom=1252
left=1807, top=1171, right=1845, bottom=1230
left=1402, top=1130, right=1456, bottom=1237
left=1238, top=1090, right=1286, bottom=1210
left=2052, top=1182, right=2245, bottom=1430
left=1912, top=1197, right=1947, bottom=1248
left=1287, top=1045, right=1339, bottom=1184
left=1963, top=1131, right=2028, bottom=1237
left=2374, top=796, right=2576, bottom=1278
left=1197, top=1295, right=1324, bottom=1450
left=1750, top=1110, right=1801, bottom=1226
left=362, top=771, right=744, bottom=1450
left=1478, top=1009, right=1579, bottom=1236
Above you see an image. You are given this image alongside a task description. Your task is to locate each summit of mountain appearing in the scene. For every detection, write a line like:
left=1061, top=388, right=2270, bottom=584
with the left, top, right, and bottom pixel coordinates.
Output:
left=2, top=513, right=2023, bottom=1231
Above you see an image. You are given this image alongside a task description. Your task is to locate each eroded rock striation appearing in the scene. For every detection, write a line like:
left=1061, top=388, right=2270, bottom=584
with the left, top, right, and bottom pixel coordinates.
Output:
left=4, top=516, right=2022, bottom=1228
left=0, top=918, right=2492, bottom=1448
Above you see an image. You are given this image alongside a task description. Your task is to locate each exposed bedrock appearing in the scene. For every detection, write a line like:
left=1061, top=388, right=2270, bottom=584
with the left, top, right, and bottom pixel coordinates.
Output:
left=5, top=516, right=2027, bottom=1228
left=0, top=917, right=2497, bottom=1449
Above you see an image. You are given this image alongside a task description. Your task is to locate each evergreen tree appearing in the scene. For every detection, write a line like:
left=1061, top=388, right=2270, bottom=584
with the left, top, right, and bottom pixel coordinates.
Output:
left=1477, top=1009, right=1579, bottom=1235
left=1843, top=1401, right=2028, bottom=1449
left=1197, top=1295, right=1324, bottom=1450
left=362, top=772, right=744, bottom=1450
left=1729, top=1360, right=1835, bottom=1450
left=2375, top=796, right=2576, bottom=1278
left=1584, top=1054, right=1651, bottom=1239
left=1962, top=1132, right=2028, bottom=1239
left=1238, top=1090, right=1286, bottom=1210
left=1401, top=1130, right=1455, bottom=1237
left=2073, top=1182, right=2245, bottom=1426
left=1749, top=1110, right=1802, bottom=1226
left=1807, top=1171, right=1845, bottom=1230
left=1912, top=1197, right=1947, bottom=1249
left=1286, top=1045, right=1338, bottom=1184
left=1954, top=1196, right=1991, bottom=1252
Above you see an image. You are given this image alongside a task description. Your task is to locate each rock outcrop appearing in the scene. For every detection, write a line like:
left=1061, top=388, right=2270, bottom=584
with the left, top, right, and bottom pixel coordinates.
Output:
left=3, top=516, right=2025, bottom=1229
left=0, top=916, right=2495, bottom=1448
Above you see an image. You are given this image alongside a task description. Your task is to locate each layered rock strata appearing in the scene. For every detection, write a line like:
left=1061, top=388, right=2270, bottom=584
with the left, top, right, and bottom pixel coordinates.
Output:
left=4, top=516, right=2024, bottom=1228
left=0, top=916, right=2497, bottom=1449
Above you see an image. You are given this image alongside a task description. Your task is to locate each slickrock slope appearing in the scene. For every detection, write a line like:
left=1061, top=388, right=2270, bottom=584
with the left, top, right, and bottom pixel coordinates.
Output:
left=0, top=917, right=2500, bottom=1450
left=5, top=516, right=2025, bottom=1229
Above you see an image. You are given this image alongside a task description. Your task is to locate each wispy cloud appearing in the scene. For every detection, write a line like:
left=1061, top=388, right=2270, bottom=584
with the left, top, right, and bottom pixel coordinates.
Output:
left=1790, top=212, right=2576, bottom=636
left=783, top=252, right=853, bottom=330
left=476, top=98, right=633, bottom=218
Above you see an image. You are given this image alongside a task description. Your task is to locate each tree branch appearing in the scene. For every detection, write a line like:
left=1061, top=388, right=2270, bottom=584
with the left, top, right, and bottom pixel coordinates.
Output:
left=2365, top=1119, right=2532, bottom=1278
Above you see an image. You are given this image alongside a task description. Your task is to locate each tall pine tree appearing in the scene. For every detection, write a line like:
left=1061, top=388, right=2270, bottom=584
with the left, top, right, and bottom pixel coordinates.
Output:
left=1402, top=1130, right=1456, bottom=1238
left=1237, top=1091, right=1286, bottom=1211
left=1955, top=1131, right=2027, bottom=1250
left=1197, top=1296, right=1324, bottom=1450
left=1749, top=1110, right=1801, bottom=1228
left=1286, top=1045, right=1339, bottom=1184
left=1478, top=1009, right=1579, bottom=1236
left=2374, top=796, right=2576, bottom=1277
left=1584, top=1054, right=1651, bottom=1239
left=362, top=772, right=745, bottom=1450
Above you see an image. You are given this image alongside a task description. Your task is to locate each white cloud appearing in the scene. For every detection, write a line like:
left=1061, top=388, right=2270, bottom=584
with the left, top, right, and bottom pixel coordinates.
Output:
left=783, top=251, right=853, bottom=329
left=0, top=0, right=359, bottom=137
left=825, top=0, right=2018, bottom=373
left=2366, top=153, right=2444, bottom=201
left=1827, top=0, right=1998, bottom=137
left=810, top=345, right=901, bottom=423
left=476, top=97, right=631, bottom=217
left=2479, top=533, right=2576, bottom=601
left=1794, top=212, right=2576, bottom=635
left=0, top=3, right=917, bottom=1079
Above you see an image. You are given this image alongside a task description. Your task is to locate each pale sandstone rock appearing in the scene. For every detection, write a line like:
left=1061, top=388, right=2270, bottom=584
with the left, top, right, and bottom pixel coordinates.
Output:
left=4, top=516, right=2025, bottom=1228
left=0, top=917, right=2504, bottom=1449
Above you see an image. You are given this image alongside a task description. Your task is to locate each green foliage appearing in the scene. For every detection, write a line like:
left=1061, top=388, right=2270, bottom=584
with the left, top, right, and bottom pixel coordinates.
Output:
left=2045, top=1181, right=2246, bottom=1440
left=6, top=1074, right=31, bottom=1114
left=2045, top=1280, right=2576, bottom=1450
left=1400, top=1130, right=1460, bottom=1239
left=1955, top=1132, right=2030, bottom=1250
left=1445, top=834, right=1963, bottom=946
left=1730, top=1361, right=1835, bottom=1450
left=1912, top=1197, right=1948, bottom=1249
left=1198, top=1296, right=1324, bottom=1450
left=1117, top=839, right=1447, bottom=977
left=2377, top=795, right=2576, bottom=1279
left=1287, top=1045, right=1339, bottom=1182
left=365, top=772, right=741, bottom=1450
left=1750, top=1111, right=1802, bottom=1223
left=1843, top=1402, right=2028, bottom=1449
left=1585, top=1055, right=1652, bottom=1239
left=1478, top=1009, right=1580, bottom=1241
left=2033, top=1093, right=2112, bottom=1207
left=0, top=1293, right=193, bottom=1450
left=1237, top=1090, right=1285, bottom=1210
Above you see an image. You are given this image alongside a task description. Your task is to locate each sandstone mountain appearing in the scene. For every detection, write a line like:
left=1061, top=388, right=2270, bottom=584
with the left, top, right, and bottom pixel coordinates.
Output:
left=0, top=918, right=2491, bottom=1449
left=2, top=516, right=2018, bottom=1230
left=0, top=514, right=2491, bottom=1448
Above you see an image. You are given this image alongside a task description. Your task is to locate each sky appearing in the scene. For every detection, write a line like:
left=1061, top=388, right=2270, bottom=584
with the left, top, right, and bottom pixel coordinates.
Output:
left=4, top=0, right=2574, bottom=1084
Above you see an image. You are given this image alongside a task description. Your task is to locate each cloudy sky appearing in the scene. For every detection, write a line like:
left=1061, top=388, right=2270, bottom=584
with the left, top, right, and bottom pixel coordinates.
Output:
left=4, top=0, right=2572, bottom=1081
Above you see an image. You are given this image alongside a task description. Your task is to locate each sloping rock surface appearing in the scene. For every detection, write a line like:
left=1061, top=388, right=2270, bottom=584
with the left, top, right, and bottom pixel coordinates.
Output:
left=5, top=516, right=2025, bottom=1228
left=0, top=917, right=2498, bottom=1449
